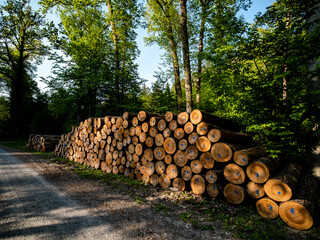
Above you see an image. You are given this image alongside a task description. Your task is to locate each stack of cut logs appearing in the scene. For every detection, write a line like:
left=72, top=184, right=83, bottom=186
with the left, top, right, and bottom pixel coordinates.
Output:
left=53, top=110, right=317, bottom=230
left=26, top=134, right=61, bottom=152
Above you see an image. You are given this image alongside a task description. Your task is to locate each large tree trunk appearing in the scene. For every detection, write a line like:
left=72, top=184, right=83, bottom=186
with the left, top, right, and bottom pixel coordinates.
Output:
left=179, top=0, right=192, bottom=113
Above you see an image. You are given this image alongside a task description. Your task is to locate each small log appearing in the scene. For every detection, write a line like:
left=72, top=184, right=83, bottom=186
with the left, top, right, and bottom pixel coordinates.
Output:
left=264, top=162, right=303, bottom=202
left=164, top=154, right=172, bottom=164
left=233, top=147, right=267, bottom=166
left=132, top=117, right=139, bottom=127
left=135, top=143, right=144, bottom=156
left=142, top=174, right=150, bottom=184
left=190, top=160, right=202, bottom=174
left=173, top=178, right=186, bottom=191
left=186, top=145, right=198, bottom=160
left=145, top=136, right=154, bottom=148
left=196, top=122, right=209, bottom=136
left=144, top=148, right=154, bottom=161
left=154, top=146, right=165, bottom=160
left=188, top=132, right=199, bottom=145
left=155, top=133, right=164, bottom=146
left=163, top=137, right=176, bottom=155
left=145, top=162, right=155, bottom=176
left=159, top=174, right=171, bottom=189
left=246, top=181, right=265, bottom=199
left=178, top=139, right=188, bottom=151
left=165, top=111, right=176, bottom=122
left=174, top=150, right=188, bottom=167
left=149, top=116, right=162, bottom=127
left=205, top=170, right=219, bottom=184
left=163, top=128, right=171, bottom=138
left=210, top=142, right=234, bottom=162
left=223, top=183, right=246, bottom=204
left=122, top=112, right=136, bottom=120
left=169, top=119, right=178, bottom=131
left=256, top=197, right=279, bottom=219
left=101, top=161, right=108, bottom=172
left=223, top=163, right=246, bottom=185
left=139, top=132, right=147, bottom=143
left=191, top=175, right=205, bottom=195
left=149, top=126, right=158, bottom=138
left=196, top=136, right=211, bottom=152
left=177, top=112, right=189, bottom=125
left=190, top=109, right=241, bottom=131
left=155, top=161, right=166, bottom=175
left=157, top=119, right=166, bottom=131
left=137, top=111, right=163, bottom=122
left=142, top=122, right=149, bottom=132
left=206, top=183, right=220, bottom=198
left=181, top=166, right=192, bottom=181
left=207, top=128, right=251, bottom=145
left=166, top=164, right=179, bottom=179
left=150, top=174, right=159, bottom=186
left=184, top=122, right=194, bottom=134
left=174, top=128, right=185, bottom=140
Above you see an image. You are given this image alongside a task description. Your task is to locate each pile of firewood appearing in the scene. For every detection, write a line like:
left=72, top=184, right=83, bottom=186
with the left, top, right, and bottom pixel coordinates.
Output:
left=26, top=134, right=61, bottom=152
left=53, top=110, right=317, bottom=230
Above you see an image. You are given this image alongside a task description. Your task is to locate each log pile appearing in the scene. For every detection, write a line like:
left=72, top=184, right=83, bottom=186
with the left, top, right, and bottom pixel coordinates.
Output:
left=53, top=110, right=317, bottom=230
left=26, top=134, right=61, bottom=152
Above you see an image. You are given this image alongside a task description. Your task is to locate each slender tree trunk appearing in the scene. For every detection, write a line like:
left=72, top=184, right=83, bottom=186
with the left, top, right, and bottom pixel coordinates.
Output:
left=107, top=0, right=121, bottom=104
left=195, top=0, right=207, bottom=106
left=179, top=0, right=192, bottom=113
left=282, top=10, right=290, bottom=110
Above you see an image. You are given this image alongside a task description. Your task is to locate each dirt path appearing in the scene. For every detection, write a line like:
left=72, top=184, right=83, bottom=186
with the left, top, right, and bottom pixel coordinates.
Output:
left=0, top=146, right=235, bottom=240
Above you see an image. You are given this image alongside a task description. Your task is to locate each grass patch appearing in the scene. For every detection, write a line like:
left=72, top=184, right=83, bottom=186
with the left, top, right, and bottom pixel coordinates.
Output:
left=0, top=138, right=28, bottom=150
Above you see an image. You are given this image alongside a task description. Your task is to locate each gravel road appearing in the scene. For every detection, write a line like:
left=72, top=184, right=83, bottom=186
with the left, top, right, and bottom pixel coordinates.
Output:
left=0, top=147, right=123, bottom=240
left=0, top=146, right=236, bottom=240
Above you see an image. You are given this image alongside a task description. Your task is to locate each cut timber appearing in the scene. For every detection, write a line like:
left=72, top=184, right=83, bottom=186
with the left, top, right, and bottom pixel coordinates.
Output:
left=178, top=139, right=188, bottom=150
left=223, top=183, right=245, bottom=204
left=157, top=119, right=166, bottom=131
left=150, top=174, right=159, bottom=186
left=155, top=161, right=166, bottom=175
left=184, top=122, right=194, bottom=134
left=174, top=128, right=185, bottom=140
left=206, top=183, right=220, bottom=198
left=145, top=162, right=155, bottom=176
left=246, top=156, right=281, bottom=183
left=188, top=132, right=199, bottom=144
left=163, top=128, right=171, bottom=138
left=169, top=120, right=178, bottom=131
left=159, top=174, right=171, bottom=189
left=278, top=170, right=319, bottom=230
left=155, top=133, right=164, bottom=146
left=200, top=152, right=214, bottom=169
left=246, top=181, right=265, bottom=199
left=166, top=164, right=178, bottom=179
left=279, top=201, right=313, bottom=230
left=177, top=112, right=189, bottom=125
left=181, top=166, right=192, bottom=181
left=149, top=126, right=158, bottom=138
left=211, top=142, right=234, bottom=162
left=191, top=175, right=205, bottom=195
left=145, top=136, right=154, bottom=148
left=154, top=147, right=165, bottom=160
left=190, top=160, right=202, bottom=174
left=142, top=122, right=149, bottom=132
left=165, top=111, right=176, bottom=122
left=207, top=128, right=251, bottom=144
left=205, top=170, right=218, bottom=183
left=163, top=137, right=176, bottom=154
left=164, top=154, right=172, bottom=164
left=137, top=111, right=163, bottom=122
left=233, top=147, right=267, bottom=166
left=174, top=150, right=188, bottom=167
left=122, top=112, right=136, bottom=120
left=196, top=136, right=211, bottom=152
left=173, top=178, right=185, bottom=191
left=196, top=122, right=209, bottom=136
left=264, top=163, right=302, bottom=202
left=142, top=174, right=150, bottom=184
left=256, top=197, right=279, bottom=219
left=223, top=163, right=246, bottom=185
left=144, top=148, right=154, bottom=161
left=186, top=145, right=198, bottom=160
left=190, top=109, right=241, bottom=131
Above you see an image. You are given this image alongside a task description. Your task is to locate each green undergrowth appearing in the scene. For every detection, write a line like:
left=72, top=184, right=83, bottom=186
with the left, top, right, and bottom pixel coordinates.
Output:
left=0, top=138, right=28, bottom=150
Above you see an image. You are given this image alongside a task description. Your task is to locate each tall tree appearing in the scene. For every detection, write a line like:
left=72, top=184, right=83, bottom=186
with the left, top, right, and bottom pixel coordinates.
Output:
left=179, top=0, right=192, bottom=113
left=145, top=0, right=183, bottom=111
left=0, top=0, right=48, bottom=136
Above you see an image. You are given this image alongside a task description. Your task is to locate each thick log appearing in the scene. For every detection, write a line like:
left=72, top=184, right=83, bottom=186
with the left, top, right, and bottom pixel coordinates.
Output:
left=196, top=136, right=211, bottom=152
left=190, top=175, right=205, bottom=195
left=166, top=164, right=179, bottom=179
left=190, top=160, right=202, bottom=174
left=186, top=145, right=198, bottom=160
left=188, top=132, right=199, bottom=145
left=256, top=197, right=279, bottom=219
left=184, top=122, right=194, bottom=134
left=223, top=183, right=246, bottom=204
left=264, top=162, right=303, bottom=202
left=190, top=109, right=241, bottom=131
left=178, top=139, right=188, bottom=151
left=206, top=183, right=220, bottom=198
left=246, top=156, right=282, bottom=184
left=177, top=112, right=189, bottom=125
left=181, top=166, right=192, bottom=181
left=223, top=163, right=246, bottom=185
left=246, top=181, right=265, bottom=199
left=196, top=122, right=209, bottom=136
left=174, top=150, right=188, bottom=167
left=157, top=119, right=166, bottom=131
left=163, top=137, right=176, bottom=155
left=159, top=174, right=171, bottom=189
left=173, top=178, right=186, bottom=191
left=211, top=142, right=234, bottom=162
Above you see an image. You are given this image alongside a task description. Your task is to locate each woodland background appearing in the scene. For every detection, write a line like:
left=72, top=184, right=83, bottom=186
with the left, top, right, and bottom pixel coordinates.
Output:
left=0, top=0, right=319, bottom=160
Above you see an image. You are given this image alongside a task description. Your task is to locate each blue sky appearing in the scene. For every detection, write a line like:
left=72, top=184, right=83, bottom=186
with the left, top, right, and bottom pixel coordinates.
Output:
left=31, top=0, right=273, bottom=90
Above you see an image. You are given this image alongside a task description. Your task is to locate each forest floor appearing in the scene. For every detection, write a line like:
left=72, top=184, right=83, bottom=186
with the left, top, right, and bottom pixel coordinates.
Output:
left=0, top=143, right=319, bottom=240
